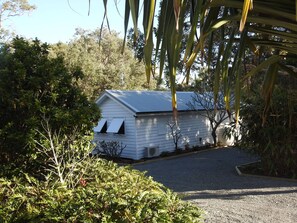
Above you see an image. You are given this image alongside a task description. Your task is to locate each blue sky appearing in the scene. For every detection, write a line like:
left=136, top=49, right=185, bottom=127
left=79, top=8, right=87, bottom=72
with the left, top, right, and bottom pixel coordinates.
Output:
left=8, top=0, right=131, bottom=43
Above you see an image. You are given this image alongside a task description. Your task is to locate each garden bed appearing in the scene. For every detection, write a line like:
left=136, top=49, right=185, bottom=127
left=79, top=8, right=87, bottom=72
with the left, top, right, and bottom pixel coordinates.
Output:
left=97, top=144, right=217, bottom=165
left=236, top=161, right=297, bottom=181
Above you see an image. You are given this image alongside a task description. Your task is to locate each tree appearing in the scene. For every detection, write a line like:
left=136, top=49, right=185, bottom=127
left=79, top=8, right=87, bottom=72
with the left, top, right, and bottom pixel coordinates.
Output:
left=0, top=37, right=100, bottom=167
left=167, top=121, right=182, bottom=151
left=51, top=28, right=155, bottom=100
left=127, top=28, right=145, bottom=62
left=188, top=91, right=232, bottom=146
left=0, top=0, right=35, bottom=41
left=0, top=0, right=35, bottom=27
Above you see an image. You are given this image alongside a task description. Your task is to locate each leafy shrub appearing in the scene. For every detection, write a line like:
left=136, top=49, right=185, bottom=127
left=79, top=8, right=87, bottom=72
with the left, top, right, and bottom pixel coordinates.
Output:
left=0, top=37, right=100, bottom=169
left=0, top=161, right=203, bottom=222
left=0, top=127, right=203, bottom=222
left=239, top=85, right=297, bottom=178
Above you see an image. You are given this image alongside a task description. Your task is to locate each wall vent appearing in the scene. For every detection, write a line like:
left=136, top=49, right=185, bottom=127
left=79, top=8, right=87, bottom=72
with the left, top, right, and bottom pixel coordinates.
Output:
left=145, top=146, right=160, bottom=158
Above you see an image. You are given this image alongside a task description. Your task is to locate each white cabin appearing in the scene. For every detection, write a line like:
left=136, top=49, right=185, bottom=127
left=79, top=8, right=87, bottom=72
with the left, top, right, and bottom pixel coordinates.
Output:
left=93, top=90, right=232, bottom=160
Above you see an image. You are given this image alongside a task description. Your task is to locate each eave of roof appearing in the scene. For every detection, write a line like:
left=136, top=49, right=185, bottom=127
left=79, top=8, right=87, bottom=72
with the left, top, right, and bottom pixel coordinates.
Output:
left=96, top=91, right=140, bottom=114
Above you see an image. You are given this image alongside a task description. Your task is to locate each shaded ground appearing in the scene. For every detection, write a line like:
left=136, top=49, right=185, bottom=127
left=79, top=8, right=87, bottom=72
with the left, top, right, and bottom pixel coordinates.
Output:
left=134, top=147, right=297, bottom=223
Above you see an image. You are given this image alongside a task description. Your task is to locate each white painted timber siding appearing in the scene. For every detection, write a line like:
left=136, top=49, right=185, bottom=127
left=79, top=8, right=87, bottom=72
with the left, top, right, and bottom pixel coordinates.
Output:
left=178, top=111, right=213, bottom=146
left=94, top=97, right=137, bottom=159
left=217, top=117, right=238, bottom=146
left=135, top=111, right=214, bottom=159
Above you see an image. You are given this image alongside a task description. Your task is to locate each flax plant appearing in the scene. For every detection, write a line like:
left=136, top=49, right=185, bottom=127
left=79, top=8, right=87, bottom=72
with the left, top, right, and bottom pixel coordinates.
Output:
left=96, top=0, right=297, bottom=122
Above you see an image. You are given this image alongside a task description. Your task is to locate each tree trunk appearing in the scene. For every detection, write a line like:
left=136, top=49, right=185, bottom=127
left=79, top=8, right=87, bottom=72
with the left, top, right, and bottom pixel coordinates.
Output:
left=210, top=120, right=218, bottom=146
left=212, top=130, right=217, bottom=146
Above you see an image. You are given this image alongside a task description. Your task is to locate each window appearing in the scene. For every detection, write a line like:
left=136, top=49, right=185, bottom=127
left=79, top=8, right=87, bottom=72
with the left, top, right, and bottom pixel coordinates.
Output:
left=93, top=119, right=107, bottom=133
left=107, top=118, right=125, bottom=134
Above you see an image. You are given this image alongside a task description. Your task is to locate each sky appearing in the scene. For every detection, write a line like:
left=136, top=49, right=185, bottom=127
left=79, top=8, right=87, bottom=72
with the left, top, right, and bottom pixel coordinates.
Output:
left=7, top=0, right=132, bottom=43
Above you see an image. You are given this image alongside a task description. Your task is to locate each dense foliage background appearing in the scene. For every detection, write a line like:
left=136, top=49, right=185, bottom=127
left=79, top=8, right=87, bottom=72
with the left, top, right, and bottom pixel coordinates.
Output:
left=51, top=28, right=154, bottom=100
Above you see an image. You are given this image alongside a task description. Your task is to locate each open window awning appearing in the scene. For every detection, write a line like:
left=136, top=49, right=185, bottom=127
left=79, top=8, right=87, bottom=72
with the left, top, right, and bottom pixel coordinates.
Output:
left=93, top=119, right=107, bottom=133
left=107, top=118, right=125, bottom=134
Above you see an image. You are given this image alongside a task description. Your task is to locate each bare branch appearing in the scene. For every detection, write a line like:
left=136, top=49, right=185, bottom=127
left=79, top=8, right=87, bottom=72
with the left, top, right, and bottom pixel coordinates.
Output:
left=187, top=91, right=234, bottom=146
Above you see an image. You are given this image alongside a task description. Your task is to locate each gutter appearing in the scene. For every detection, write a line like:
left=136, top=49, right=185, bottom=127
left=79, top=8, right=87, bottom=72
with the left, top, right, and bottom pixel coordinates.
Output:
left=134, top=109, right=205, bottom=118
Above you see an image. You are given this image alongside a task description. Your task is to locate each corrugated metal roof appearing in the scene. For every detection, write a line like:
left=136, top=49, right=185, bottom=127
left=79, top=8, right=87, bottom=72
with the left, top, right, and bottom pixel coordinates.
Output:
left=97, top=90, right=205, bottom=114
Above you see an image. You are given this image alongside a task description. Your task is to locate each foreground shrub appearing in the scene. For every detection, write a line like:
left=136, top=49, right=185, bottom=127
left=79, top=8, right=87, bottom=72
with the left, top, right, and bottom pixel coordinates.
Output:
left=0, top=127, right=203, bottom=222
left=0, top=159, right=203, bottom=222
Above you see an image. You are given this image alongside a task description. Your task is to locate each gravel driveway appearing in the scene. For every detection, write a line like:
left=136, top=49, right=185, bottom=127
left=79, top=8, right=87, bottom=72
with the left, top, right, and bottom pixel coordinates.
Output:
left=134, top=147, right=297, bottom=223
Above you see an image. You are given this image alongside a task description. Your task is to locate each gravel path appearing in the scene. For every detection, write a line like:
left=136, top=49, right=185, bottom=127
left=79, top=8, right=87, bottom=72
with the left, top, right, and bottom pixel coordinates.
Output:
left=134, top=148, right=297, bottom=223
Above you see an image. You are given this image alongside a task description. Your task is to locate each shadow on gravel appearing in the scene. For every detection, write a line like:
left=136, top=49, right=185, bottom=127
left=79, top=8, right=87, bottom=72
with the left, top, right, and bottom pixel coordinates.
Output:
left=134, top=147, right=297, bottom=193
left=182, top=188, right=297, bottom=201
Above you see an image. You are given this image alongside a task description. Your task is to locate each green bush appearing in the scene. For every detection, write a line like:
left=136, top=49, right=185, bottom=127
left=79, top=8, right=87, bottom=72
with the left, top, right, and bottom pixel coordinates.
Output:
left=0, top=127, right=203, bottom=222
left=239, top=85, right=297, bottom=178
left=0, top=160, right=203, bottom=222
left=0, top=37, right=100, bottom=168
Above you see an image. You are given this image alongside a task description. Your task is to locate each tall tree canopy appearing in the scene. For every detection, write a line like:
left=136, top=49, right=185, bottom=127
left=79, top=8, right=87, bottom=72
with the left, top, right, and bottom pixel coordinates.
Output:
left=51, top=28, right=154, bottom=100
left=0, top=0, right=35, bottom=41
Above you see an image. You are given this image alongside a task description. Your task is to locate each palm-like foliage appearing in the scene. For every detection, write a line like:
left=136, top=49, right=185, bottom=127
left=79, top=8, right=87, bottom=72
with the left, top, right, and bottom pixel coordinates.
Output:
left=98, top=0, right=297, bottom=120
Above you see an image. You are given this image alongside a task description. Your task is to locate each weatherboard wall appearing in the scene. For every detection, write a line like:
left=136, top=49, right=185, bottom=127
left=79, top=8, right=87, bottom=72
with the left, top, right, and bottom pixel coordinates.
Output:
left=94, top=96, right=137, bottom=159
left=135, top=111, right=214, bottom=159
